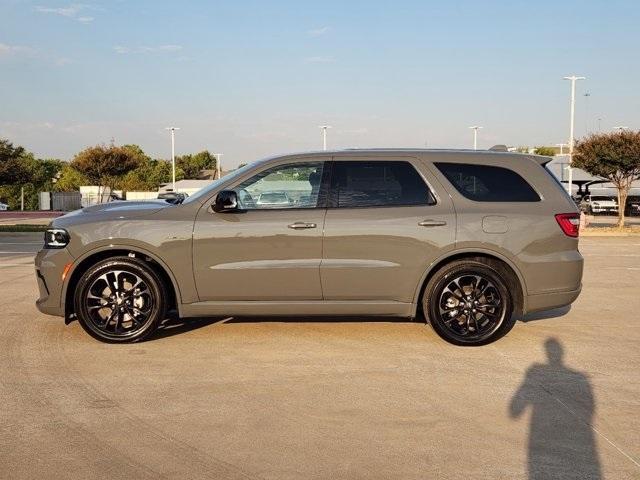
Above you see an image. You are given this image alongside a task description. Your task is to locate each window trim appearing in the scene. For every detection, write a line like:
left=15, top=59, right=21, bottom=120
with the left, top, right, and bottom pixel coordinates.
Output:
left=434, top=162, right=542, bottom=203
left=224, top=160, right=330, bottom=211
left=327, top=160, right=437, bottom=209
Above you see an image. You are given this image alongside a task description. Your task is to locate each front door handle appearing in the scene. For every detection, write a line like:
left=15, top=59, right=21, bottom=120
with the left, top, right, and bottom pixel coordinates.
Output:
left=288, top=222, right=317, bottom=230
left=418, top=219, right=447, bottom=227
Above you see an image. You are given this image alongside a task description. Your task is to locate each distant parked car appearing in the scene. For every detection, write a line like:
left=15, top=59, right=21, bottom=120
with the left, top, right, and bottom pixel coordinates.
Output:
left=157, top=192, right=188, bottom=204
left=625, top=196, right=640, bottom=216
left=580, top=195, right=618, bottom=215
left=0, top=202, right=8, bottom=211
left=256, top=191, right=292, bottom=207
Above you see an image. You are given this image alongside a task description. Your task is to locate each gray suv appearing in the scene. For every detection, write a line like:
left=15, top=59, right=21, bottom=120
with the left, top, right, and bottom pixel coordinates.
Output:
left=35, top=149, right=583, bottom=345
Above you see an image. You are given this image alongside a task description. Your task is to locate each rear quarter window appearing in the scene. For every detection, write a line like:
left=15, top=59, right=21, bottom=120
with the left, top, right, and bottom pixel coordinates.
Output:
left=435, top=163, right=540, bottom=202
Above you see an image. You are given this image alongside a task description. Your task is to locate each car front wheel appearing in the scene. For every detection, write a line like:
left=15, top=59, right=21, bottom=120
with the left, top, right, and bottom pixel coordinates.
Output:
left=422, top=259, right=515, bottom=346
left=74, top=256, right=167, bottom=343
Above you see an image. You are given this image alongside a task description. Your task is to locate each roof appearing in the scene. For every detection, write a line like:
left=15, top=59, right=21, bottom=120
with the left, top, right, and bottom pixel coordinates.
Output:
left=251, top=148, right=547, bottom=166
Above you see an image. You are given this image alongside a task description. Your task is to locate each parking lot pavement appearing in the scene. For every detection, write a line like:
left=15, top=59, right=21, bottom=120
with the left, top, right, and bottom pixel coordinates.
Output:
left=1, top=233, right=638, bottom=480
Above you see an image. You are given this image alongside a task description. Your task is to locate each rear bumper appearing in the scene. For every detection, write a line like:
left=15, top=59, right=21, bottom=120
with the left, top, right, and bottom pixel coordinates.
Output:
left=525, top=284, right=582, bottom=314
left=34, top=248, right=74, bottom=317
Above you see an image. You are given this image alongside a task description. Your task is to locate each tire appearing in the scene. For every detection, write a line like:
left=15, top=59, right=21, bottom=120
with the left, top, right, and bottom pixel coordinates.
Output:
left=74, top=256, right=167, bottom=343
left=422, top=259, right=515, bottom=346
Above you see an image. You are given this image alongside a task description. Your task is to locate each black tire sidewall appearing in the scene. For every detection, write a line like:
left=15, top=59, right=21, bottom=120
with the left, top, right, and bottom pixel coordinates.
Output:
left=423, top=260, right=514, bottom=346
left=74, top=257, right=166, bottom=343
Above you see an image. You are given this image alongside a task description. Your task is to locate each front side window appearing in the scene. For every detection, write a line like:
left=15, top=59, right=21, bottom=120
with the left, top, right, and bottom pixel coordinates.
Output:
left=435, top=163, right=541, bottom=202
left=232, top=162, right=325, bottom=209
left=331, top=161, right=434, bottom=208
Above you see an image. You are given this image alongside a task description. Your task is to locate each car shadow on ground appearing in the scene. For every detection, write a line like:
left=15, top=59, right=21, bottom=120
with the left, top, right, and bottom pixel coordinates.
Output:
left=150, top=314, right=416, bottom=340
left=520, top=305, right=571, bottom=323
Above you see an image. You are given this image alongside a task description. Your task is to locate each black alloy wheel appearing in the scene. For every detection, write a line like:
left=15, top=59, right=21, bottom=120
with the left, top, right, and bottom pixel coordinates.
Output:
left=74, top=257, right=167, bottom=343
left=423, top=259, right=515, bottom=346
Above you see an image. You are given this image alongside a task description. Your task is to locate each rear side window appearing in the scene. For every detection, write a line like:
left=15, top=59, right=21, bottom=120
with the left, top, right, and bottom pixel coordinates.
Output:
left=331, top=161, right=435, bottom=208
left=435, top=163, right=540, bottom=202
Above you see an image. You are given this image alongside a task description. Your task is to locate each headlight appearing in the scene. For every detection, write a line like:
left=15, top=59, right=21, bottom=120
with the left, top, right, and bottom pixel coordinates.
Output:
left=44, top=228, right=70, bottom=249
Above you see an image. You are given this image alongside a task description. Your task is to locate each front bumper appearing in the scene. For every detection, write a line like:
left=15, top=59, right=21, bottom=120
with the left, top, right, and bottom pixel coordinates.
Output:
left=34, top=247, right=75, bottom=317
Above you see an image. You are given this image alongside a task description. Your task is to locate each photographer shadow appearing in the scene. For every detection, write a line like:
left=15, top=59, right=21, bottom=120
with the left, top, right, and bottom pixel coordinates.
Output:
left=510, top=338, right=601, bottom=479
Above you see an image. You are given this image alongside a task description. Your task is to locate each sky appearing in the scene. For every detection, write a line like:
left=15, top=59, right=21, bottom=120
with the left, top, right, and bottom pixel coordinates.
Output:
left=1, top=0, right=639, bottom=167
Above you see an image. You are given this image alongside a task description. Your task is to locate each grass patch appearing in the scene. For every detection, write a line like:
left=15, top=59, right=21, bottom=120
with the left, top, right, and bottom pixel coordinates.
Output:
left=581, top=225, right=640, bottom=236
left=0, top=224, right=48, bottom=232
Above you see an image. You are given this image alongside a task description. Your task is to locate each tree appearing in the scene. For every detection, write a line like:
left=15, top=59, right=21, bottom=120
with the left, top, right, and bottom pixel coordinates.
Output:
left=54, top=164, right=89, bottom=192
left=534, top=146, right=556, bottom=157
left=176, top=150, right=217, bottom=179
left=118, top=159, right=184, bottom=191
left=573, top=130, right=640, bottom=228
left=0, top=139, right=64, bottom=209
left=70, top=144, right=146, bottom=201
left=0, top=139, right=31, bottom=185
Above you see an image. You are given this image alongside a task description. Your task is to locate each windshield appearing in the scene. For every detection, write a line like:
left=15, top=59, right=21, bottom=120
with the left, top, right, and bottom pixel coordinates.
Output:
left=182, top=162, right=257, bottom=205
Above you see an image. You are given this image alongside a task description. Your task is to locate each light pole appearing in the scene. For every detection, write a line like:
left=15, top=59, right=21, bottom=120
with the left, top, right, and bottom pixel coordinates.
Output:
left=165, top=127, right=180, bottom=191
left=469, top=126, right=482, bottom=150
left=563, top=75, right=585, bottom=197
left=597, top=117, right=602, bottom=132
left=556, top=143, right=568, bottom=155
left=583, top=92, right=591, bottom=133
left=215, top=153, right=223, bottom=179
left=319, top=125, right=332, bottom=150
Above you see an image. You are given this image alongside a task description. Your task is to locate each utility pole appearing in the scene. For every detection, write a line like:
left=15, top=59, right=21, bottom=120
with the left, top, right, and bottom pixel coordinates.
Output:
left=319, top=125, right=332, bottom=150
left=563, top=75, right=585, bottom=197
left=165, top=127, right=180, bottom=191
left=469, top=126, right=482, bottom=150
left=215, top=153, right=223, bottom=179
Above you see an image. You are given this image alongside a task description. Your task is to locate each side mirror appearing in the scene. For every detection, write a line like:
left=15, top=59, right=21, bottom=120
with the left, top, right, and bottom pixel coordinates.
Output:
left=213, top=190, right=240, bottom=212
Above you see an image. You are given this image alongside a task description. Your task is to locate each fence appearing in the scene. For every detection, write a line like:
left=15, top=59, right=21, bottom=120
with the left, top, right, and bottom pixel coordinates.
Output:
left=51, top=192, right=82, bottom=211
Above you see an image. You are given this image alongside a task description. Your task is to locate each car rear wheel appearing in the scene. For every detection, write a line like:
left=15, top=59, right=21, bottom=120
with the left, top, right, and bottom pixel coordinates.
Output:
left=74, top=256, right=167, bottom=343
left=422, top=259, right=515, bottom=346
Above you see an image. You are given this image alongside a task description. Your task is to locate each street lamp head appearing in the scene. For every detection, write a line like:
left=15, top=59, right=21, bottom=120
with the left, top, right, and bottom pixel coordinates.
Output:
left=468, top=126, right=483, bottom=130
left=165, top=126, right=181, bottom=131
left=563, top=76, right=586, bottom=81
left=319, top=125, right=332, bottom=129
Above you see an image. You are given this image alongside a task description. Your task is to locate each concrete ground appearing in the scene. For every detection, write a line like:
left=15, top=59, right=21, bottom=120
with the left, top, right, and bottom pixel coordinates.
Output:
left=0, top=233, right=638, bottom=480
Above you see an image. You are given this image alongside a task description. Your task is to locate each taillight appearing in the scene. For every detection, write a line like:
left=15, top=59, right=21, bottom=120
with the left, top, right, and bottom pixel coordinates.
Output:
left=555, top=213, right=580, bottom=237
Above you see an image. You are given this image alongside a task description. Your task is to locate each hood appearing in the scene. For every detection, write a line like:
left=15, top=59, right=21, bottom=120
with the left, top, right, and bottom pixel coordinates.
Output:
left=81, top=199, right=170, bottom=214
left=51, top=200, right=172, bottom=228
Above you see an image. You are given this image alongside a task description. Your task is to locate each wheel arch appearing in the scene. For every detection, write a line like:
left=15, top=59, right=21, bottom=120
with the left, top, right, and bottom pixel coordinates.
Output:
left=412, top=248, right=527, bottom=318
left=63, top=245, right=181, bottom=321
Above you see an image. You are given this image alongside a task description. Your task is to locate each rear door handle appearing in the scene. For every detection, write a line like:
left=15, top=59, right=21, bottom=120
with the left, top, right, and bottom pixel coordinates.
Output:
left=418, top=220, right=447, bottom=227
left=288, top=222, right=317, bottom=230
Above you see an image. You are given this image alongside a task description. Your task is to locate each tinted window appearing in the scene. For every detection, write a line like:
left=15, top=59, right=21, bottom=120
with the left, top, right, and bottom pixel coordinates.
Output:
left=232, top=162, right=324, bottom=209
left=435, top=163, right=540, bottom=202
left=332, top=161, right=434, bottom=208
